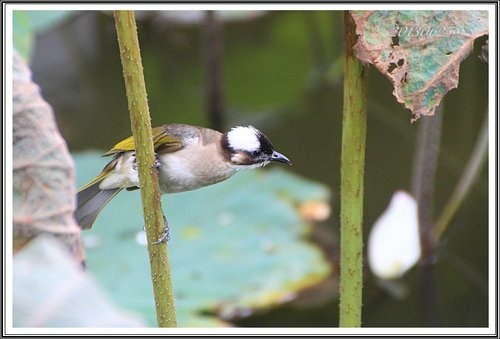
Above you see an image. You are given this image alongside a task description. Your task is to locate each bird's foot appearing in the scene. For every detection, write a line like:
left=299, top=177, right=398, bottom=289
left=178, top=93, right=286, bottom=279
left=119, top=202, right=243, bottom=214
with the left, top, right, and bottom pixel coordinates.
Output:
left=131, top=152, right=137, bottom=171
left=153, top=153, right=161, bottom=170
left=131, top=152, right=160, bottom=171
left=153, top=214, right=170, bottom=244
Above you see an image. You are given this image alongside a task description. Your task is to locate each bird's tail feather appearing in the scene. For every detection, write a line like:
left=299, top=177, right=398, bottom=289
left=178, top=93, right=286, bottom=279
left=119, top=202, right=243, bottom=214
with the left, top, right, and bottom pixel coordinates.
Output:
left=75, top=181, right=122, bottom=230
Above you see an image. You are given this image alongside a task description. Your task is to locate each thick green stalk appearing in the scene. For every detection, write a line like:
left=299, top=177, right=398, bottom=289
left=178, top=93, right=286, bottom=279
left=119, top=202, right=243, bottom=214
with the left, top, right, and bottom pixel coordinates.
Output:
left=114, top=11, right=177, bottom=327
left=339, top=11, right=368, bottom=328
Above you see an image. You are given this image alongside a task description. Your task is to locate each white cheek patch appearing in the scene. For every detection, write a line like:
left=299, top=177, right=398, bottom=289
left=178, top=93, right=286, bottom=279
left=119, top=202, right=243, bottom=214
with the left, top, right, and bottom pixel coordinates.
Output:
left=227, top=126, right=260, bottom=152
left=230, top=152, right=269, bottom=170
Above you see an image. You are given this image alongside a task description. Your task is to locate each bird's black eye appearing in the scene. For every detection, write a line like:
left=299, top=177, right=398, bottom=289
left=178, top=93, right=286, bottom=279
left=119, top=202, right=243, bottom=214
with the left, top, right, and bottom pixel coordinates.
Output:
left=251, top=150, right=260, bottom=157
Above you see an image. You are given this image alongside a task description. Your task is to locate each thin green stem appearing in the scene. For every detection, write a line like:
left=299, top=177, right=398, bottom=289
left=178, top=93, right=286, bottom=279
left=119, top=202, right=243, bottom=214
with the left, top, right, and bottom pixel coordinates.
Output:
left=339, top=11, right=368, bottom=328
left=433, top=111, right=488, bottom=241
left=114, top=11, right=177, bottom=327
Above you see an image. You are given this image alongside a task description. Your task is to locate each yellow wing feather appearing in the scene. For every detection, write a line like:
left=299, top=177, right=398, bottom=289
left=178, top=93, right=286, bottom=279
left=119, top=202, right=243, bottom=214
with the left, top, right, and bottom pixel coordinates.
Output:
left=102, top=126, right=183, bottom=156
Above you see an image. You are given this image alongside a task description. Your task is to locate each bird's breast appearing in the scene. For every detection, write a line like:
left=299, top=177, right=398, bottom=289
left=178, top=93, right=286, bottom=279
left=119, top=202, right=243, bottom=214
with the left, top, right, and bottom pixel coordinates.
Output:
left=158, top=145, right=238, bottom=193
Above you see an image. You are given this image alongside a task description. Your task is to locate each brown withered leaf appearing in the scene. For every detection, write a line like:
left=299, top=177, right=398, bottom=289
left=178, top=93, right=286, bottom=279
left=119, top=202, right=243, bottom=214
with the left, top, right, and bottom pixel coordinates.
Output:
left=351, top=11, right=488, bottom=120
left=13, top=51, right=84, bottom=263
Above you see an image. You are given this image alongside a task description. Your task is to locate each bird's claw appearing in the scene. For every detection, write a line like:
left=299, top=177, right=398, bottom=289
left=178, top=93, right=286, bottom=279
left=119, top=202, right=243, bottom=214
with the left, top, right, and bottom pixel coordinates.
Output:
left=153, top=215, right=170, bottom=244
left=153, top=153, right=161, bottom=170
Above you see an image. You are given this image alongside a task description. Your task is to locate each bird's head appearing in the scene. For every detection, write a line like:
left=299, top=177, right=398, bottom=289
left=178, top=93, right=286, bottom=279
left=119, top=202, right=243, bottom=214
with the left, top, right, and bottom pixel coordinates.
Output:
left=223, top=126, right=291, bottom=169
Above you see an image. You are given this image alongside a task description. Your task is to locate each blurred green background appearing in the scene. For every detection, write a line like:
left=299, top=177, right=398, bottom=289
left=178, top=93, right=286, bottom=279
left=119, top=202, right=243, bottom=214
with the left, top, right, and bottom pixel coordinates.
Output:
left=15, top=10, right=489, bottom=327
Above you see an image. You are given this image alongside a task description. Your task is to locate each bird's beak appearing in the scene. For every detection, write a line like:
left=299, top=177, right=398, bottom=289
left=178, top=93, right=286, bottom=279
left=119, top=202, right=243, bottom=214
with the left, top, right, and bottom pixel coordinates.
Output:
left=270, top=150, right=292, bottom=165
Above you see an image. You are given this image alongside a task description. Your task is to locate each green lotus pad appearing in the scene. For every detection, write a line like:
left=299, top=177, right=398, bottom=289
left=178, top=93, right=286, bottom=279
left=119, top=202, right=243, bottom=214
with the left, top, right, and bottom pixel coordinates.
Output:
left=74, top=152, right=332, bottom=326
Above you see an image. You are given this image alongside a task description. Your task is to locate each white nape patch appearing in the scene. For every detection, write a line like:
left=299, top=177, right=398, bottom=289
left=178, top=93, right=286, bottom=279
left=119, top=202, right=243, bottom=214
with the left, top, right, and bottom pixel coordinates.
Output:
left=227, top=126, right=261, bottom=152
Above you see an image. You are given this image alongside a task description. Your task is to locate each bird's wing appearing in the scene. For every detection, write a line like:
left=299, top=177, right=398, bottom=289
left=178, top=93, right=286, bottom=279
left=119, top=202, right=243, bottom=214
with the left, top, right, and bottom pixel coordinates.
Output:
left=102, top=126, right=184, bottom=156
left=78, top=157, right=119, bottom=191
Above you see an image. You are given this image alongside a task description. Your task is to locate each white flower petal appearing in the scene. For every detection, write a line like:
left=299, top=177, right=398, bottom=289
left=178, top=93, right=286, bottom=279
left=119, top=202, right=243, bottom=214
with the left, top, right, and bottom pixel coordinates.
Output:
left=368, top=191, right=421, bottom=280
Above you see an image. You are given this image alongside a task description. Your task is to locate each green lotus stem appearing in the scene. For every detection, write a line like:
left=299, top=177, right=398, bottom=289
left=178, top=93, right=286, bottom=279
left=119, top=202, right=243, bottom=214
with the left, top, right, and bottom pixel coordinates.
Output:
left=114, top=10, right=177, bottom=327
left=339, top=11, right=368, bottom=328
left=433, top=112, right=488, bottom=241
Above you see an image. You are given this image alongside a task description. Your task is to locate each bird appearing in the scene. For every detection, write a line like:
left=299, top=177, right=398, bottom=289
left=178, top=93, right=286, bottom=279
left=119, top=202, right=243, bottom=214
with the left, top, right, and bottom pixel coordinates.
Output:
left=74, top=123, right=291, bottom=232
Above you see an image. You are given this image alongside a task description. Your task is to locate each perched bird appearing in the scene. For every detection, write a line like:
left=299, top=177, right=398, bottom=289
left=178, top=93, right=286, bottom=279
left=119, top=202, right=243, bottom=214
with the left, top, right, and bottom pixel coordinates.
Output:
left=75, top=123, right=291, bottom=230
